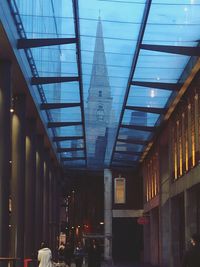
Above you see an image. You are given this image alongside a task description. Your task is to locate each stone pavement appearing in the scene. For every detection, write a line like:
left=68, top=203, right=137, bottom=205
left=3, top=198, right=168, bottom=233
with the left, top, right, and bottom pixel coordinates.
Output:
left=67, top=261, right=155, bottom=267
left=55, top=260, right=155, bottom=267
left=101, top=262, right=155, bottom=267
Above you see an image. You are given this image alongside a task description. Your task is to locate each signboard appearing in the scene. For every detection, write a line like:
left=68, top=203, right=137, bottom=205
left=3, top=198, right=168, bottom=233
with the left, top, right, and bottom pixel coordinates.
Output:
left=114, top=177, right=126, bottom=204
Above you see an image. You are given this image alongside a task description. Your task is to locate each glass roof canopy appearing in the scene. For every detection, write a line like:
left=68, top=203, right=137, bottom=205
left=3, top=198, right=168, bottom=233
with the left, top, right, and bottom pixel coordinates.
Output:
left=9, top=0, right=200, bottom=170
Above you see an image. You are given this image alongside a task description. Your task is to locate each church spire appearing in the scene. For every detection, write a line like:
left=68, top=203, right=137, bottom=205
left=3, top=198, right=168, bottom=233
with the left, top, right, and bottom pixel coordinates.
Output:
left=88, top=16, right=111, bottom=101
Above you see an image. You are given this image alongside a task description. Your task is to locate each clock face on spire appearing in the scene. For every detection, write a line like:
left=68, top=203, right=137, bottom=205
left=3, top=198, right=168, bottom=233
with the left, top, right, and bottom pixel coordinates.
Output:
left=96, top=104, right=105, bottom=121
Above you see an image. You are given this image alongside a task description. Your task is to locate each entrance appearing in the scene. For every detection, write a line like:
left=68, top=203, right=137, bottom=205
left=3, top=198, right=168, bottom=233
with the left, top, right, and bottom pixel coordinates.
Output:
left=112, top=218, right=143, bottom=263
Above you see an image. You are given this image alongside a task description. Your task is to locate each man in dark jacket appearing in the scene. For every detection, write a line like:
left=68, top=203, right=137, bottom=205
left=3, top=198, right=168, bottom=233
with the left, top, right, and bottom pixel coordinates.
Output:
left=182, top=233, right=200, bottom=267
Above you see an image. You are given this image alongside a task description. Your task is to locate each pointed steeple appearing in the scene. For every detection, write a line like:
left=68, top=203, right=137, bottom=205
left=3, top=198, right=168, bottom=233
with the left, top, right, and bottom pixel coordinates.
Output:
left=88, top=16, right=111, bottom=101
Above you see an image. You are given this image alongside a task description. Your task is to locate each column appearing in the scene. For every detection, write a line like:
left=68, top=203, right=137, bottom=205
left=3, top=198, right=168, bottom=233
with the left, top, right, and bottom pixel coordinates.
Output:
left=10, top=94, right=26, bottom=263
left=35, top=135, right=44, bottom=251
left=49, top=164, right=56, bottom=253
left=43, top=150, right=50, bottom=243
left=48, top=167, right=53, bottom=251
left=184, top=188, right=197, bottom=248
left=0, top=60, right=11, bottom=257
left=55, top=170, right=60, bottom=255
left=24, top=118, right=36, bottom=258
left=104, top=169, right=112, bottom=261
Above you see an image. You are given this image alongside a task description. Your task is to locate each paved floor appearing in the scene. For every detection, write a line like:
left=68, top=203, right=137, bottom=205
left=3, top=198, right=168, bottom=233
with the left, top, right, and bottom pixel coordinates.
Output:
left=101, top=262, right=155, bottom=267
left=56, top=262, right=155, bottom=267
left=67, top=261, right=155, bottom=267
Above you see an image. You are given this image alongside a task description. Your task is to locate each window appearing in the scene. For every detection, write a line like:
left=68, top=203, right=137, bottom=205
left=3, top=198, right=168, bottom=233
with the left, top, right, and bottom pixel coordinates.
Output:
left=96, top=105, right=104, bottom=121
left=98, top=90, right=102, bottom=97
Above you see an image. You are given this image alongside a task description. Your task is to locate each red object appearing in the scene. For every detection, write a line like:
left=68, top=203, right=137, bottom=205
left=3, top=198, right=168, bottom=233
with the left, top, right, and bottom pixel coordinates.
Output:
left=137, top=216, right=149, bottom=225
left=24, top=258, right=32, bottom=267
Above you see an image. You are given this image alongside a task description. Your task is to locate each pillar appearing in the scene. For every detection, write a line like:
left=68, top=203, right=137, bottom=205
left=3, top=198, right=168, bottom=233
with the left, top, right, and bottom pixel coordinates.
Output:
left=0, top=60, right=11, bottom=257
left=43, top=150, right=50, bottom=243
left=104, top=169, right=112, bottom=261
left=48, top=169, right=52, bottom=251
left=35, top=135, right=44, bottom=250
left=24, top=118, right=36, bottom=258
left=184, top=187, right=197, bottom=249
left=10, top=94, right=26, bottom=262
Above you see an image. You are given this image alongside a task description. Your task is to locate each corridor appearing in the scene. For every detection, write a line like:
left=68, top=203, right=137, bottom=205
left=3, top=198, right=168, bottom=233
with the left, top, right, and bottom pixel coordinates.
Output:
left=1, top=1, right=200, bottom=267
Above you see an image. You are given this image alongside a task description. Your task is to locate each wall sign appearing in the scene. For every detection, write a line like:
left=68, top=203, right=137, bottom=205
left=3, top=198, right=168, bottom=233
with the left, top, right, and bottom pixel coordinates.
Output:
left=114, top=177, right=126, bottom=204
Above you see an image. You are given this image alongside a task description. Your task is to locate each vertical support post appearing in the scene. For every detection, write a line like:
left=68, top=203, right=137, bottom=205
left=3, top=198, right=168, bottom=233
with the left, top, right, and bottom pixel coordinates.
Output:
left=35, top=135, right=44, bottom=250
left=43, top=150, right=50, bottom=243
left=24, top=118, right=36, bottom=257
left=0, top=60, right=12, bottom=258
left=104, top=169, right=112, bottom=262
left=10, top=94, right=26, bottom=265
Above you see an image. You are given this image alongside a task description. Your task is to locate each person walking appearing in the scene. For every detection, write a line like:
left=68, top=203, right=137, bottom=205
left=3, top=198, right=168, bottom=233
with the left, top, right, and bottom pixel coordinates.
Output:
left=58, top=242, right=66, bottom=263
left=65, top=242, right=73, bottom=267
left=38, top=241, right=53, bottom=267
left=182, top=233, right=200, bottom=267
left=87, top=239, right=101, bottom=267
left=74, top=241, right=85, bottom=267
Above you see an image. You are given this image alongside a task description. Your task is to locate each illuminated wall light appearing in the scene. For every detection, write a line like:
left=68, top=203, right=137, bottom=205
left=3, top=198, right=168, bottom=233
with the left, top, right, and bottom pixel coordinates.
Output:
left=179, top=139, right=183, bottom=176
left=100, top=222, right=104, bottom=225
left=146, top=185, right=149, bottom=202
left=10, top=108, right=14, bottom=113
left=174, top=142, right=178, bottom=179
left=76, top=227, right=79, bottom=236
left=185, top=140, right=189, bottom=171
left=192, top=129, right=195, bottom=167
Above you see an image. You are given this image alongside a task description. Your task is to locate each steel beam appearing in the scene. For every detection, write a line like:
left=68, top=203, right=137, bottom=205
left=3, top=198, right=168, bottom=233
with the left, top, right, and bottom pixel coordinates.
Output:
left=17, top=38, right=77, bottom=49
left=114, top=150, right=142, bottom=156
left=141, top=44, right=200, bottom=56
left=121, top=124, right=156, bottom=132
left=126, top=105, right=167, bottom=114
left=31, top=76, right=79, bottom=85
left=112, top=158, right=137, bottom=164
left=72, top=0, right=88, bottom=166
left=117, top=138, right=148, bottom=145
left=53, top=136, right=83, bottom=142
left=131, top=81, right=180, bottom=91
left=109, top=0, right=152, bottom=166
left=40, top=102, right=80, bottom=110
left=47, top=121, right=82, bottom=128
left=57, top=147, right=84, bottom=153
left=61, top=156, right=86, bottom=161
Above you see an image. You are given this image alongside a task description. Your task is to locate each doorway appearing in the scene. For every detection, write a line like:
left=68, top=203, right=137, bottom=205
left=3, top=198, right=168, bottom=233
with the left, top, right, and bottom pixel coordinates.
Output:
left=112, top=218, right=143, bottom=263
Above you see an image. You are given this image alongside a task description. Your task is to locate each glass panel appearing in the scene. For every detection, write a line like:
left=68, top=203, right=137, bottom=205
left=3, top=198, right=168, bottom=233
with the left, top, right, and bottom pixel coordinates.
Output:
left=11, top=0, right=200, bottom=169
left=79, top=0, right=145, bottom=168
left=127, top=86, right=172, bottom=108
